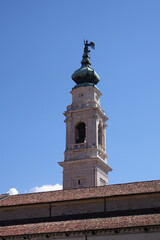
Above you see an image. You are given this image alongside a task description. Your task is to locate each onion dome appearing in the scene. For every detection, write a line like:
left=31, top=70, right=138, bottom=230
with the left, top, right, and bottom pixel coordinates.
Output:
left=72, top=41, right=100, bottom=88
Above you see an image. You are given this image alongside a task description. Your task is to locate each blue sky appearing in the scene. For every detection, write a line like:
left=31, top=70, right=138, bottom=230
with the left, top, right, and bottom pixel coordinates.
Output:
left=0, top=0, right=160, bottom=194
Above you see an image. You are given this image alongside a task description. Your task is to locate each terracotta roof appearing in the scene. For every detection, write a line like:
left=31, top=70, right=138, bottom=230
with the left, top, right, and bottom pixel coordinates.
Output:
left=0, top=180, right=160, bottom=208
left=0, top=214, right=160, bottom=237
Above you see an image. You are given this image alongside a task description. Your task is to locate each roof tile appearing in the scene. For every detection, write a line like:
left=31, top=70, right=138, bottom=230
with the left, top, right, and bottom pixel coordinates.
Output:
left=0, top=180, right=160, bottom=208
left=0, top=214, right=160, bottom=236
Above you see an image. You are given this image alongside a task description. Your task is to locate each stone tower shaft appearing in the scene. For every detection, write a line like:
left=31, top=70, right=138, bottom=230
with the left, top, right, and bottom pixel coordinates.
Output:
left=59, top=41, right=112, bottom=189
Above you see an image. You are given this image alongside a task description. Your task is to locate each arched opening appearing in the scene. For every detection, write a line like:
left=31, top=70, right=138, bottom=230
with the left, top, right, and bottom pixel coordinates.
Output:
left=98, top=124, right=102, bottom=146
left=75, top=122, right=86, bottom=143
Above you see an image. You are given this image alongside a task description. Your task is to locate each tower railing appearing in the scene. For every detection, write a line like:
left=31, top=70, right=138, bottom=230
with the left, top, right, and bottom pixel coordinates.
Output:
left=68, top=143, right=105, bottom=151
left=70, top=143, right=87, bottom=150
left=67, top=102, right=105, bottom=113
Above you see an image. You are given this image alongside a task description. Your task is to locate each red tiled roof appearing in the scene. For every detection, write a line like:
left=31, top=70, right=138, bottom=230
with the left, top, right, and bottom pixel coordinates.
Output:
left=0, top=214, right=160, bottom=236
left=0, top=180, right=160, bottom=208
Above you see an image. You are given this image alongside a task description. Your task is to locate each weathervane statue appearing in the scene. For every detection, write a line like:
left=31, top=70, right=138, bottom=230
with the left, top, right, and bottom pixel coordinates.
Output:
left=81, top=40, right=95, bottom=67
left=84, top=40, right=95, bottom=52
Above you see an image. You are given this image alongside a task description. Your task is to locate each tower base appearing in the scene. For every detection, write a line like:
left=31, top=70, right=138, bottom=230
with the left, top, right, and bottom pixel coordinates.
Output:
left=59, top=158, right=112, bottom=190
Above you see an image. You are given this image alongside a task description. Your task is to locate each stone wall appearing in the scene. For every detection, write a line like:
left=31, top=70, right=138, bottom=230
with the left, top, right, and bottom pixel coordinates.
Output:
left=0, top=193, right=159, bottom=222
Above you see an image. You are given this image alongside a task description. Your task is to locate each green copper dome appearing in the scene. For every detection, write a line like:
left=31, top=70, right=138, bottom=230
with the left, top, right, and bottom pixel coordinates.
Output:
left=72, top=41, right=100, bottom=87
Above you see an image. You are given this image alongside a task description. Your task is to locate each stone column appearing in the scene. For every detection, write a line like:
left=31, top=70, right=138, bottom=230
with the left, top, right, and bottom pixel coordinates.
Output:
left=103, top=123, right=107, bottom=151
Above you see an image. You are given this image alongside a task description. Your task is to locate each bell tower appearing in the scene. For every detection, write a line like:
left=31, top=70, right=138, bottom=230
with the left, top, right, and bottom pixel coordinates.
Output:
left=59, top=41, right=112, bottom=189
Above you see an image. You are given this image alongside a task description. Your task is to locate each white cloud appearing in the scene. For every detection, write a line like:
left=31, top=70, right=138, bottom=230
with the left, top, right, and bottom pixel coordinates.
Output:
left=30, top=184, right=62, bottom=193
left=7, top=188, right=19, bottom=195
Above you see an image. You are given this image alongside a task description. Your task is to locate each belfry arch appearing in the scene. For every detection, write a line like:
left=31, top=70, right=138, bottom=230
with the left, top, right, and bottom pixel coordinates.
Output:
left=75, top=122, right=86, bottom=143
left=98, top=124, right=102, bottom=146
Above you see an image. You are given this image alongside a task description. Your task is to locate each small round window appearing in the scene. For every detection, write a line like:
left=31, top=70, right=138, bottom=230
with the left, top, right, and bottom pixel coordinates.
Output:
left=79, top=93, right=83, bottom=98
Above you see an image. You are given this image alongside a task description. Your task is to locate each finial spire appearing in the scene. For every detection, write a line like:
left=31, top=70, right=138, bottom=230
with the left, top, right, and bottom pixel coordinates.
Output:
left=72, top=40, right=100, bottom=87
left=81, top=40, right=95, bottom=67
